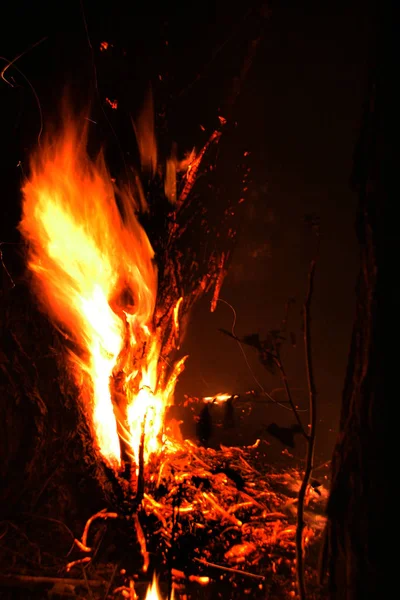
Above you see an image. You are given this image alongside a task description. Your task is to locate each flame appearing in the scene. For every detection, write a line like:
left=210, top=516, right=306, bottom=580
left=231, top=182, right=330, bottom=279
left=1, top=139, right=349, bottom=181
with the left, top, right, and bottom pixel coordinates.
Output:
left=132, top=89, right=157, bottom=176
left=19, top=118, right=184, bottom=469
left=145, top=574, right=173, bottom=600
left=203, top=393, right=232, bottom=404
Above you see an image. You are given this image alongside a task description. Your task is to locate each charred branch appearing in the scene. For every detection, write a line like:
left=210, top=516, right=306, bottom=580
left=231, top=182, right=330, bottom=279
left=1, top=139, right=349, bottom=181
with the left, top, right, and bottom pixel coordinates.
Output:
left=133, top=416, right=146, bottom=508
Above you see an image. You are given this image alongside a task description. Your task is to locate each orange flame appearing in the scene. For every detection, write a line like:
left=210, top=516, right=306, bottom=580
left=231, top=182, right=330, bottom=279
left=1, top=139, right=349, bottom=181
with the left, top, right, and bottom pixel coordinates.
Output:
left=132, top=89, right=157, bottom=176
left=203, top=393, right=232, bottom=404
left=145, top=574, right=173, bottom=600
left=19, top=118, right=184, bottom=470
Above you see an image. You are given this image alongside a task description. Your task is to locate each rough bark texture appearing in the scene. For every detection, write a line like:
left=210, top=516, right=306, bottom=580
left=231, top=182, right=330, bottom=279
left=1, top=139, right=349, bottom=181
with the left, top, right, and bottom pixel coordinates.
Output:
left=324, top=4, right=389, bottom=599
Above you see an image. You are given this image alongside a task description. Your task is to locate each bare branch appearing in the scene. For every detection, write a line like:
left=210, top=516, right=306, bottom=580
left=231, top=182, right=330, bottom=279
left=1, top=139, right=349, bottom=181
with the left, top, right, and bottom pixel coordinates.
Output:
left=296, top=255, right=318, bottom=600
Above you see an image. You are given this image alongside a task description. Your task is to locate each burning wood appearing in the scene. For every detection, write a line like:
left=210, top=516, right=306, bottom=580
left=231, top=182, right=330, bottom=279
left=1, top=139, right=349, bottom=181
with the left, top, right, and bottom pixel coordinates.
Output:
left=18, top=112, right=223, bottom=481
left=56, top=439, right=327, bottom=598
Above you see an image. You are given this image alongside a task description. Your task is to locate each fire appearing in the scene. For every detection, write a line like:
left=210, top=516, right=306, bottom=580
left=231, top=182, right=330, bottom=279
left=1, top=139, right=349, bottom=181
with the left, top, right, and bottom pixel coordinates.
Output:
left=10, top=97, right=330, bottom=600
left=19, top=117, right=186, bottom=470
left=203, top=392, right=233, bottom=404
left=145, top=574, right=173, bottom=600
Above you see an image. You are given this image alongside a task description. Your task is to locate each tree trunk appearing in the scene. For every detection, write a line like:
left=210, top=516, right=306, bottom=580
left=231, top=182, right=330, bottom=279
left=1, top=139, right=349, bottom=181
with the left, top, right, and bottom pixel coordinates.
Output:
left=324, top=5, right=389, bottom=599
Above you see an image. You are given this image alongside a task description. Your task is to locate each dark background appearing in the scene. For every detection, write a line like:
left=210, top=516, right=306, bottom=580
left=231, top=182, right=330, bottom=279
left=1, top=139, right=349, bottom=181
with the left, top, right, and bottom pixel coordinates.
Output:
left=1, top=0, right=373, bottom=464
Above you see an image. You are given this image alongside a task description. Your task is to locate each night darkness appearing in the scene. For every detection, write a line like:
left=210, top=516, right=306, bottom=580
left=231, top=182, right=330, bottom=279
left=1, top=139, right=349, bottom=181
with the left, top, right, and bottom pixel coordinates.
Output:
left=0, top=2, right=380, bottom=597
left=1, top=0, right=372, bottom=459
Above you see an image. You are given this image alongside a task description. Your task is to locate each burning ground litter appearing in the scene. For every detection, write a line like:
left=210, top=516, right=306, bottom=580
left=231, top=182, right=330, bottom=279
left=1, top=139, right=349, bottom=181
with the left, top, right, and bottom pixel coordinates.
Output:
left=0, top=436, right=328, bottom=599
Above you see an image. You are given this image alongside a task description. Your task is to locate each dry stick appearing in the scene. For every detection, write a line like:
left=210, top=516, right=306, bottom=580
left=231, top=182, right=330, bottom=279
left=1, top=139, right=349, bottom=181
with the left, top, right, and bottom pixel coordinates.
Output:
left=103, top=562, right=119, bottom=600
left=81, top=564, right=95, bottom=600
left=167, top=487, right=183, bottom=600
left=296, top=256, right=318, bottom=600
left=221, top=328, right=309, bottom=430
left=20, top=513, right=75, bottom=547
left=193, top=557, right=265, bottom=581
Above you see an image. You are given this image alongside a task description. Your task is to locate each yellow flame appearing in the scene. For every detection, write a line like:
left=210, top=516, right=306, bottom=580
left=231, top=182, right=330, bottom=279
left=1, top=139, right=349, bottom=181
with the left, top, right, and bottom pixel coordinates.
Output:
left=173, top=297, right=183, bottom=335
left=145, top=574, right=173, bottom=600
left=203, top=393, right=232, bottom=404
left=19, top=118, right=184, bottom=469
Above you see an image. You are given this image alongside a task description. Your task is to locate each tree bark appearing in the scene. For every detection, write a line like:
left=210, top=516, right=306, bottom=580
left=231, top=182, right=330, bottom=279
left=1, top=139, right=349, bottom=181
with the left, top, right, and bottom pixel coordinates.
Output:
left=324, top=4, right=390, bottom=599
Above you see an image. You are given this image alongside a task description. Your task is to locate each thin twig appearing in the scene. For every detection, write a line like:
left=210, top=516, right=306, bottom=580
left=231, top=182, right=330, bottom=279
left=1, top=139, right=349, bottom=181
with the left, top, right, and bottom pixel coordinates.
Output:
left=281, top=297, right=295, bottom=334
left=0, top=38, right=46, bottom=145
left=31, top=465, right=60, bottom=510
left=75, top=509, right=118, bottom=553
left=81, top=564, right=95, bottom=600
left=193, top=557, right=265, bottom=581
left=296, top=255, right=318, bottom=600
left=273, top=354, right=308, bottom=439
left=20, top=513, right=75, bottom=548
left=66, top=557, right=91, bottom=572
left=103, top=563, right=119, bottom=600
left=167, top=487, right=183, bottom=600
left=133, top=514, right=149, bottom=573
left=0, top=521, right=41, bottom=565
left=218, top=315, right=309, bottom=416
left=251, top=345, right=308, bottom=436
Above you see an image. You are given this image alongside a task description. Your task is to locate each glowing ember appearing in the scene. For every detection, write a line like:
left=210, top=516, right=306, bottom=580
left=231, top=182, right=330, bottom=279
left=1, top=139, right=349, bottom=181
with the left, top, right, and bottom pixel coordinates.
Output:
left=203, top=392, right=235, bottom=404
left=19, top=117, right=193, bottom=471
left=105, top=97, right=118, bottom=110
